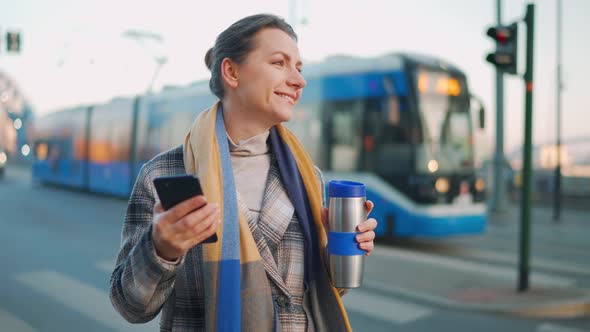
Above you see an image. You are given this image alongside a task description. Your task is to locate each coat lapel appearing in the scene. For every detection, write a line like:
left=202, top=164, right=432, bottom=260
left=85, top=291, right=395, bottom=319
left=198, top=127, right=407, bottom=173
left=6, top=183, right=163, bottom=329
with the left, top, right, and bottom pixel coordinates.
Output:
left=258, top=164, right=294, bottom=257
left=236, top=163, right=294, bottom=296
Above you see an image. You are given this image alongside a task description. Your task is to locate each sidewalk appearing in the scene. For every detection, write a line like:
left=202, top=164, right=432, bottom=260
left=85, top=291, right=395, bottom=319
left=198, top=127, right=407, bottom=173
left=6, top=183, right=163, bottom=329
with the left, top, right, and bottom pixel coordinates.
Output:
left=489, top=203, right=588, bottom=227
left=366, top=245, right=590, bottom=319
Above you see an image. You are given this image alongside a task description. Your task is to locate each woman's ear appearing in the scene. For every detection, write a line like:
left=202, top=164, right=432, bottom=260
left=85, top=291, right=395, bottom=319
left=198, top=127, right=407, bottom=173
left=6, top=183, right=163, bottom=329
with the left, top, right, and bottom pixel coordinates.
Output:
left=221, top=58, right=239, bottom=89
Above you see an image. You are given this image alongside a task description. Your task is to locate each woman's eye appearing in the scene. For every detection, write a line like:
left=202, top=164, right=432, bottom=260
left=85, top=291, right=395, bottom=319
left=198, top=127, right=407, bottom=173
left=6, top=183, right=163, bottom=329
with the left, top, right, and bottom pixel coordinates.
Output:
left=273, top=60, right=285, bottom=66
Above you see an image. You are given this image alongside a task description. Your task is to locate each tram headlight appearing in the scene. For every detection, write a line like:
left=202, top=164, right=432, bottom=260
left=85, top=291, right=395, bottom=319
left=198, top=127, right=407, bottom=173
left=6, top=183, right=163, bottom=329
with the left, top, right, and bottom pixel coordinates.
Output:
left=0, top=152, right=6, bottom=165
left=427, top=159, right=439, bottom=173
left=475, top=178, right=486, bottom=192
left=435, top=177, right=450, bottom=193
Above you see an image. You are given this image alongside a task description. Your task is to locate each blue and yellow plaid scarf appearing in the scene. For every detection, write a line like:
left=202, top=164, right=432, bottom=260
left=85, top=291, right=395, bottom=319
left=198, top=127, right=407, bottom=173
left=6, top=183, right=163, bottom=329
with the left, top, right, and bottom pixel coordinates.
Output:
left=183, top=103, right=351, bottom=331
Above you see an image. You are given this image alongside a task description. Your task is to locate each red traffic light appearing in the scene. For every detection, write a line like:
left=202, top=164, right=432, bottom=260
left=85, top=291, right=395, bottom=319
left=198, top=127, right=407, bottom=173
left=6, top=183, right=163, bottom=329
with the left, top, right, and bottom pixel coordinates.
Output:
left=486, top=26, right=514, bottom=44
left=485, top=22, right=519, bottom=75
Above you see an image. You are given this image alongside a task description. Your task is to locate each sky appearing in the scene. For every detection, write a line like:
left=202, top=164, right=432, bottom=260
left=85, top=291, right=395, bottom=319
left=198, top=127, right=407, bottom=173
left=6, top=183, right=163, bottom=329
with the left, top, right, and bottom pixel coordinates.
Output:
left=0, top=0, right=589, bottom=155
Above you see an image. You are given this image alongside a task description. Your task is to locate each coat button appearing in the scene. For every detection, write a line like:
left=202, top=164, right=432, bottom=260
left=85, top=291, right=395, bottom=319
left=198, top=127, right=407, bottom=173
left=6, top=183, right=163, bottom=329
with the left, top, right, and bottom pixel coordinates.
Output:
left=276, top=295, right=289, bottom=308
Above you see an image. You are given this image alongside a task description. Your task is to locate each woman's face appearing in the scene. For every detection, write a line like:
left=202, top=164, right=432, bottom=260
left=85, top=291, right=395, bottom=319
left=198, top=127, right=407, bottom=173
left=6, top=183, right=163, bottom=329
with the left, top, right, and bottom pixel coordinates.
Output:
left=231, top=28, right=306, bottom=126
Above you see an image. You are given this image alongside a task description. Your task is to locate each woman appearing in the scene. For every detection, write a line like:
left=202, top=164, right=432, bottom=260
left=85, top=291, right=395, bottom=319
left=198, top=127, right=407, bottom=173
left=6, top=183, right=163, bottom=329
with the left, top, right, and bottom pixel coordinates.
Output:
left=110, top=14, right=377, bottom=332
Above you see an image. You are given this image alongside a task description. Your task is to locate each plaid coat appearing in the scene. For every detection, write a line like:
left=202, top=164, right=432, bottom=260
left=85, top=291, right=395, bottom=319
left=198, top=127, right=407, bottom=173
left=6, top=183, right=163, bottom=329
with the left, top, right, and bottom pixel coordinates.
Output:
left=110, top=145, right=326, bottom=331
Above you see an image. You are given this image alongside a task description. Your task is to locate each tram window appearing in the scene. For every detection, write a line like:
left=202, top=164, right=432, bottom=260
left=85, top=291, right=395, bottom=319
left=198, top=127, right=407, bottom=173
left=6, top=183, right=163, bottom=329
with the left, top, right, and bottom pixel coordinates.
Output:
left=333, top=112, right=355, bottom=145
left=327, top=100, right=362, bottom=172
left=288, top=102, right=322, bottom=164
left=442, top=110, right=472, bottom=165
left=362, top=98, right=413, bottom=174
left=111, top=122, right=131, bottom=161
left=91, top=103, right=133, bottom=163
left=35, top=142, right=48, bottom=160
left=364, top=99, right=382, bottom=136
left=162, top=111, right=193, bottom=149
left=146, top=98, right=196, bottom=156
left=377, top=97, right=411, bottom=144
left=388, top=97, right=400, bottom=126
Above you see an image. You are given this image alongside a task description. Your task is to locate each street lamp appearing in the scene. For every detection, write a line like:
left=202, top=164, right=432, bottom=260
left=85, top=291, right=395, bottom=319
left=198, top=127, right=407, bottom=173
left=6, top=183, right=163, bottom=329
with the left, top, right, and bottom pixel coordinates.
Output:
left=122, top=29, right=168, bottom=94
left=122, top=29, right=163, bottom=43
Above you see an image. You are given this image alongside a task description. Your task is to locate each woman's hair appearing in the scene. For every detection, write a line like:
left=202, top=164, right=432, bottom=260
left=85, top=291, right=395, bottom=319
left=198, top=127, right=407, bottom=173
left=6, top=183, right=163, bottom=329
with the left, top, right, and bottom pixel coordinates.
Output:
left=205, top=14, right=297, bottom=99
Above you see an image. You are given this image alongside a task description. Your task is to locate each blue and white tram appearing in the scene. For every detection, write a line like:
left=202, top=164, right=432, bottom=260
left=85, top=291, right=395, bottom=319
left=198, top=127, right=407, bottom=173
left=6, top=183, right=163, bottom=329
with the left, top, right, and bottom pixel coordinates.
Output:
left=32, top=53, right=487, bottom=238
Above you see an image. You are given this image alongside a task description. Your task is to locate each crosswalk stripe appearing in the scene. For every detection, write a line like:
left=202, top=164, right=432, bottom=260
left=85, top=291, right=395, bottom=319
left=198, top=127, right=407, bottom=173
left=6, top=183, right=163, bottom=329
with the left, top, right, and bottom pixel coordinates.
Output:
left=0, top=309, right=38, bottom=332
left=14, top=270, right=158, bottom=332
left=373, top=245, right=574, bottom=287
left=343, top=289, right=432, bottom=324
left=95, top=259, right=434, bottom=326
left=454, top=248, right=590, bottom=276
left=537, top=323, right=588, bottom=332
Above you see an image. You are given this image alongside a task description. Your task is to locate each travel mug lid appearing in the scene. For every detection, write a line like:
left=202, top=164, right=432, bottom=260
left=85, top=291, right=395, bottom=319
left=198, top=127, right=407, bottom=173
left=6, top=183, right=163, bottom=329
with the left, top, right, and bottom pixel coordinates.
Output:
left=329, top=180, right=366, bottom=198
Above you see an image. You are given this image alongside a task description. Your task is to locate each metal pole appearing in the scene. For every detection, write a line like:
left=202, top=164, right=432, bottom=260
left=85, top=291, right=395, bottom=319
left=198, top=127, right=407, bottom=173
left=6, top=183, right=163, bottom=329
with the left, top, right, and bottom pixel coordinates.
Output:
left=553, top=0, right=563, bottom=221
left=122, top=30, right=166, bottom=94
left=146, top=57, right=167, bottom=94
left=518, top=3, right=535, bottom=293
left=491, top=0, right=507, bottom=213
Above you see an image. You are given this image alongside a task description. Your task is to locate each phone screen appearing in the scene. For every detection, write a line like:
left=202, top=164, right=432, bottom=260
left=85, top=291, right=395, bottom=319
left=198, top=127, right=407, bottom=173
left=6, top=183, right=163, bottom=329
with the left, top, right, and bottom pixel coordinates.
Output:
left=153, top=175, right=218, bottom=243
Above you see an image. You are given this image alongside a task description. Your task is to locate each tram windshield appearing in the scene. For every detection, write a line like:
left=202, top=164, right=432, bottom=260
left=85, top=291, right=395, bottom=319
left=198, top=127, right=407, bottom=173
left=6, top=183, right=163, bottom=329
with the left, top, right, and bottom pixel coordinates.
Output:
left=415, top=69, right=474, bottom=173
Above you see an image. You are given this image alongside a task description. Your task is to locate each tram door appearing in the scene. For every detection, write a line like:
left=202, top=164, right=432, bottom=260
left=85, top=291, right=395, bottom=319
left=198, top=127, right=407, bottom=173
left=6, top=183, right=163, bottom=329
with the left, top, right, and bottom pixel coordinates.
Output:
left=359, top=99, right=385, bottom=173
left=324, top=100, right=363, bottom=172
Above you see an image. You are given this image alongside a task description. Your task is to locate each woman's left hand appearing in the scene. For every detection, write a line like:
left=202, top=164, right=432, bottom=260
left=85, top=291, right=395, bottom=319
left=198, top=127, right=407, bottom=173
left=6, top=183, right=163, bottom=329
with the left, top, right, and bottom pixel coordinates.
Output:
left=356, top=200, right=377, bottom=256
left=321, top=200, right=378, bottom=256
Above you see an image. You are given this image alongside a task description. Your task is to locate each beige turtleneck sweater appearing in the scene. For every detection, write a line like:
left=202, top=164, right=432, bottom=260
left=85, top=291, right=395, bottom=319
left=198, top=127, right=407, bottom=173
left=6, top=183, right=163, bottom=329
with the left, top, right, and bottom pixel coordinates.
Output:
left=227, top=131, right=271, bottom=220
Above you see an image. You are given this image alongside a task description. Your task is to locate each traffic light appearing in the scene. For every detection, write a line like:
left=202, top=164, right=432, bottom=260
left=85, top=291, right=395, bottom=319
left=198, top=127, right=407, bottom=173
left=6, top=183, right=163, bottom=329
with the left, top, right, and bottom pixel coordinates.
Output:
left=485, top=23, right=518, bottom=74
left=6, top=31, right=21, bottom=53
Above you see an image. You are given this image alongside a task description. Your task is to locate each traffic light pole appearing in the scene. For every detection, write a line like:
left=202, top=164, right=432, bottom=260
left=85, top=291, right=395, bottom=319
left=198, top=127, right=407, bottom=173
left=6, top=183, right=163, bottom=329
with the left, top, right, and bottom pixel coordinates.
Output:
left=553, top=0, right=563, bottom=222
left=518, top=3, right=535, bottom=292
left=491, top=0, right=507, bottom=214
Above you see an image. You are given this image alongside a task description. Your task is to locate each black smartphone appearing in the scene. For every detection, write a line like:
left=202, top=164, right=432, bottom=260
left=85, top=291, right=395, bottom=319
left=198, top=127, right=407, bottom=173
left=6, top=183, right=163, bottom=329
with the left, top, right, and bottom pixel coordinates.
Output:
left=153, top=174, right=218, bottom=243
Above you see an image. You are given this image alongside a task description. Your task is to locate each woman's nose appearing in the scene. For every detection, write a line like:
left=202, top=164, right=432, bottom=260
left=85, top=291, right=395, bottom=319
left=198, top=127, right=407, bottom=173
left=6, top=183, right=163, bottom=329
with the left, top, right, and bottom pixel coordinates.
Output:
left=288, top=68, right=306, bottom=89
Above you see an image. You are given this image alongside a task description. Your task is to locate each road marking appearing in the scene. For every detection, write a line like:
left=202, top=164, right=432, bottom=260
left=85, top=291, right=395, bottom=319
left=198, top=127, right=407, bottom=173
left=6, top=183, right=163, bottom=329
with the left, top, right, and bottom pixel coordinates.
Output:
left=343, top=289, right=432, bottom=324
left=14, top=270, right=158, bottom=332
left=373, top=245, right=574, bottom=287
left=537, top=323, right=589, bottom=332
left=0, top=309, right=38, bottom=332
left=96, top=260, right=116, bottom=273
left=459, top=248, right=590, bottom=276
left=451, top=235, right=590, bottom=259
left=364, top=279, right=460, bottom=309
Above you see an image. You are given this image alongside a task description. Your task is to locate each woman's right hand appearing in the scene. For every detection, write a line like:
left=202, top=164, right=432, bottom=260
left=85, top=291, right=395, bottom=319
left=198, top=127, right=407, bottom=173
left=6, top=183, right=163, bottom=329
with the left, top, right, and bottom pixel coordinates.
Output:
left=151, top=196, right=221, bottom=261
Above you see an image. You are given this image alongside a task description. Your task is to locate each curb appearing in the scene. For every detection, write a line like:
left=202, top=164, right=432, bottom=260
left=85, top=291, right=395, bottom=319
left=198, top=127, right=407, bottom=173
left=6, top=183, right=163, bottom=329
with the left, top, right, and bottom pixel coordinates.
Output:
left=508, top=298, right=590, bottom=319
left=364, top=281, right=590, bottom=319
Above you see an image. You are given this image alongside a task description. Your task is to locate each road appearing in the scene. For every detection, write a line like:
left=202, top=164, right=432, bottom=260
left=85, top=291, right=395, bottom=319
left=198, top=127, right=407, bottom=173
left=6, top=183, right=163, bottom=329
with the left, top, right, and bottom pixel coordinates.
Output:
left=0, top=165, right=588, bottom=331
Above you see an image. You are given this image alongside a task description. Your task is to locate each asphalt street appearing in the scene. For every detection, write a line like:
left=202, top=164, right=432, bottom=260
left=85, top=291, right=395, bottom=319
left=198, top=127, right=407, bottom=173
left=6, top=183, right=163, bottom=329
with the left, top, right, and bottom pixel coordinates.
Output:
left=0, top=165, right=588, bottom=332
